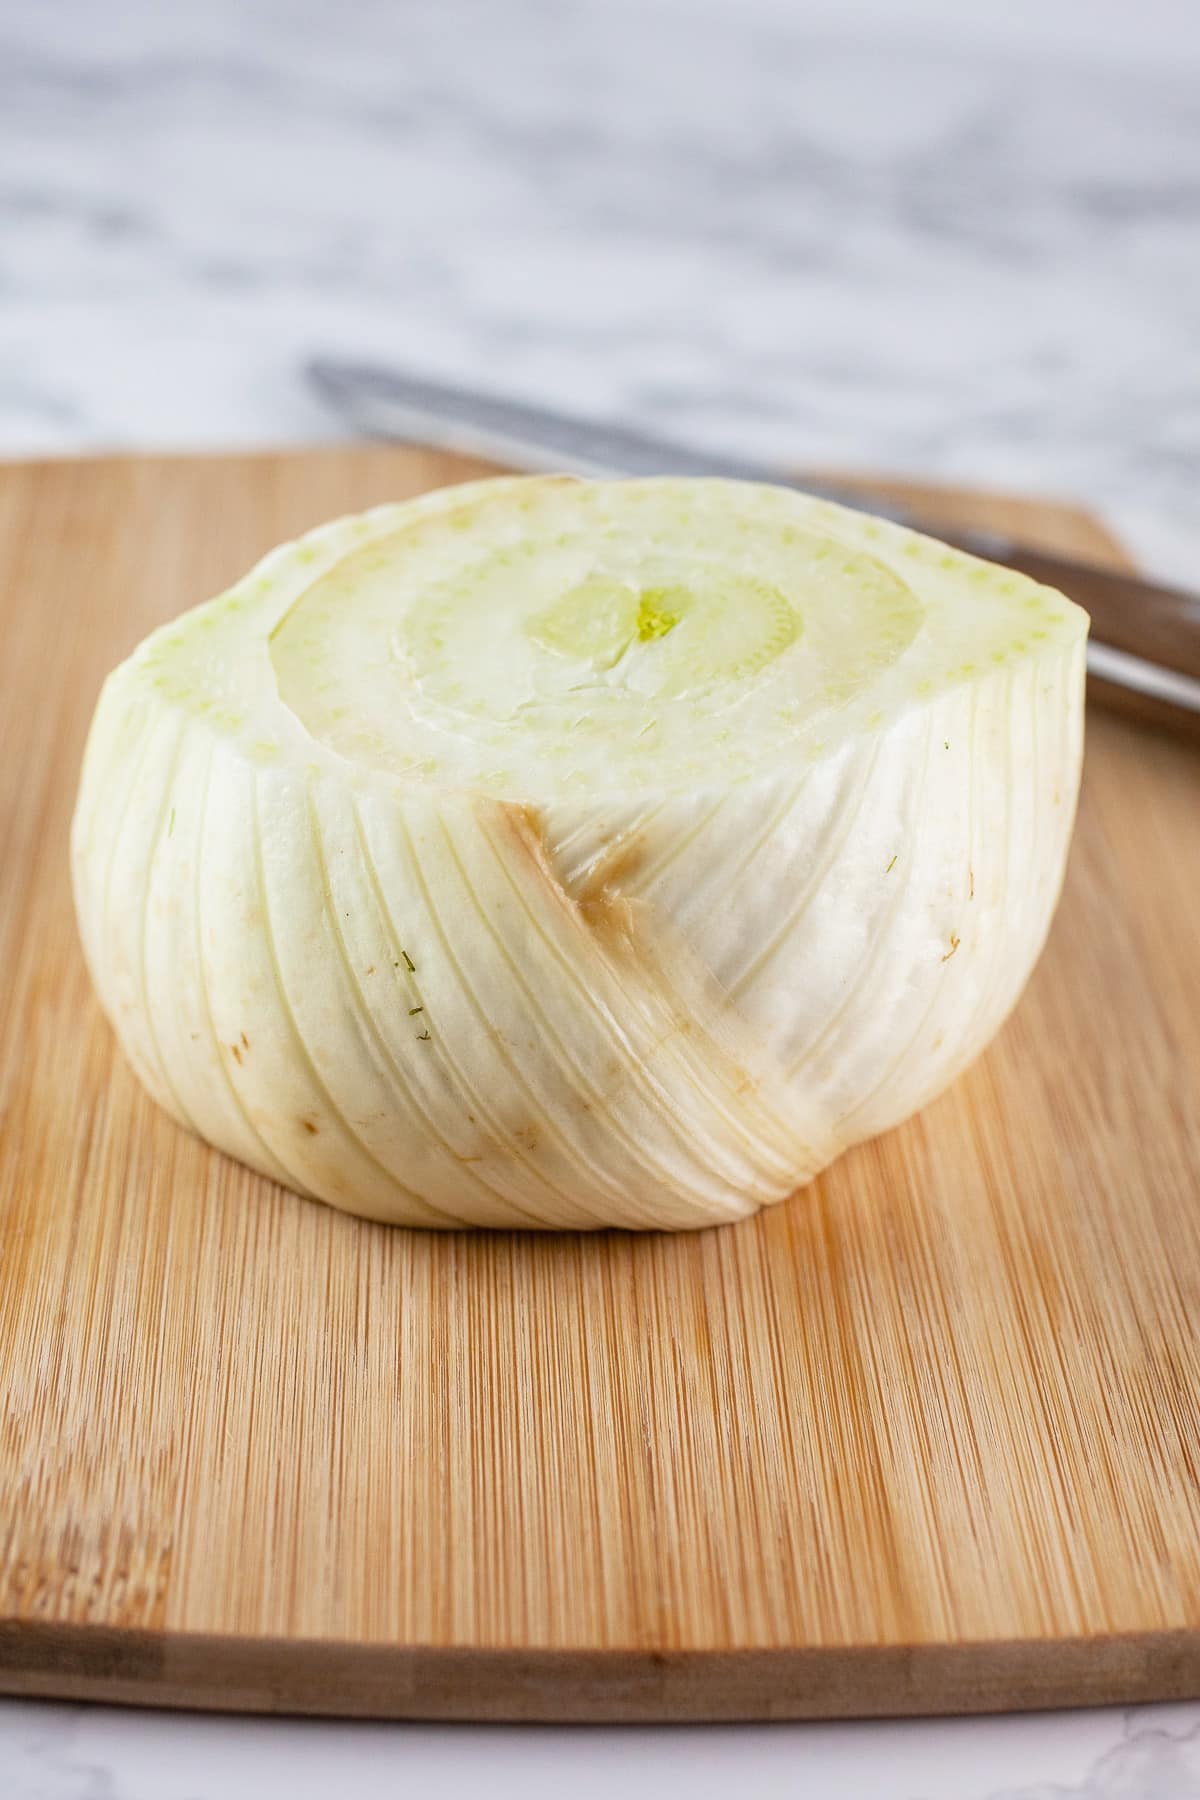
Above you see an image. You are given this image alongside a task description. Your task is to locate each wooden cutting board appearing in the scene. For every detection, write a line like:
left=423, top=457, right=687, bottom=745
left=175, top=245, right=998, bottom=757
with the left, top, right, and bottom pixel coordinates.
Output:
left=2, top=447, right=1199, bottom=1723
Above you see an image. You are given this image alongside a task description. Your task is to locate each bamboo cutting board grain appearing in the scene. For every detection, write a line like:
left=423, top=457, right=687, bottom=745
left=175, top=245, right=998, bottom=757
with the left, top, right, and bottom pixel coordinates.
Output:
left=1, top=447, right=1199, bottom=1722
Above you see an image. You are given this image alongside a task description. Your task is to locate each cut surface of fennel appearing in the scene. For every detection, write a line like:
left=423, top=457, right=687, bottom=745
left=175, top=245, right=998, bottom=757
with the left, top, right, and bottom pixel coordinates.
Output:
left=72, top=476, right=1088, bottom=1230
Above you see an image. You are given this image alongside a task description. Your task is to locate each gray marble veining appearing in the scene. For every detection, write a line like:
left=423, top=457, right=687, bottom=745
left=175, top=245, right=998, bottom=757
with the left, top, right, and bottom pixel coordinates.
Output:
left=1, top=0, right=1198, bottom=569
left=3, top=1697, right=1200, bottom=1800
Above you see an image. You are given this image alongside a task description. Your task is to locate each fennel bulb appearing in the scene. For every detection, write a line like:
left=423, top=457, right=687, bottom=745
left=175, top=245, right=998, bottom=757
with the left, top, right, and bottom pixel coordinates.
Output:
left=72, top=477, right=1087, bottom=1229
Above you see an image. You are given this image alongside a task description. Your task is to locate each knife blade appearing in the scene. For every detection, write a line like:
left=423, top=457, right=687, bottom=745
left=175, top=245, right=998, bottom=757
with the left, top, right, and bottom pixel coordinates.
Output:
left=308, top=358, right=1200, bottom=737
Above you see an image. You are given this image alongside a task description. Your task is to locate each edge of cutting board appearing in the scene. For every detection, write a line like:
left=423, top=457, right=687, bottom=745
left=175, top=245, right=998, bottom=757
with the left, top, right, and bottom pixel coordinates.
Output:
left=4, top=1621, right=1200, bottom=1722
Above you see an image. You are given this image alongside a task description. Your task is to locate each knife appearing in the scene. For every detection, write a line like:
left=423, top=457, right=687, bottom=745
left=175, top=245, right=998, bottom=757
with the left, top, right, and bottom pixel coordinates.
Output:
left=308, top=358, right=1200, bottom=738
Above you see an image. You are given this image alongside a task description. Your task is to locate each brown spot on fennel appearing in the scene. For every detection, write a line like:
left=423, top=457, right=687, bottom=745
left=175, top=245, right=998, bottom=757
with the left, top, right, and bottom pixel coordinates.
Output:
left=491, top=801, right=642, bottom=958
left=485, top=796, right=805, bottom=1167
left=574, top=826, right=652, bottom=908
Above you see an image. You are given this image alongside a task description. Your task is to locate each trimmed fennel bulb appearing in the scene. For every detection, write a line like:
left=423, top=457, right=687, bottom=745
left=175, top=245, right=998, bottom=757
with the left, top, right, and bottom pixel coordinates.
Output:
left=72, top=477, right=1087, bottom=1230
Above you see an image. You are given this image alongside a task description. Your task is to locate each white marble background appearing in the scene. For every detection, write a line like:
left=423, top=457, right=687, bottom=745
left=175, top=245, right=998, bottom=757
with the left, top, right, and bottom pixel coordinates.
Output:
left=3, top=0, right=1200, bottom=1794
left=2, top=1698, right=1200, bottom=1800
left=2, top=0, right=1200, bottom=566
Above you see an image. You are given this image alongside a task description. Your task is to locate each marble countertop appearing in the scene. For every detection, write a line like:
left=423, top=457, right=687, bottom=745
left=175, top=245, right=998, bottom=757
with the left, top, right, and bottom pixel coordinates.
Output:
left=3, top=0, right=1200, bottom=572
left=2, top=0, right=1199, bottom=1793
left=3, top=1699, right=1200, bottom=1800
